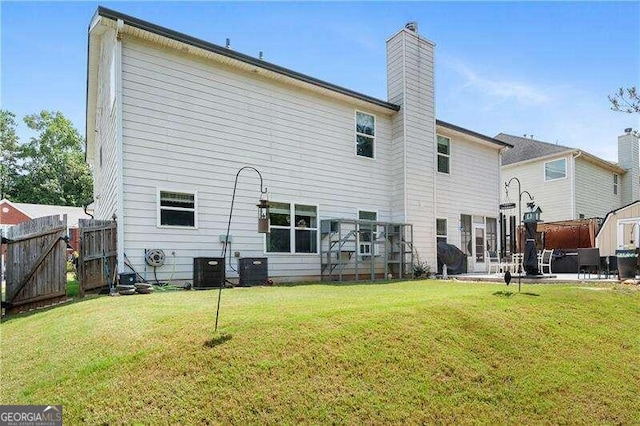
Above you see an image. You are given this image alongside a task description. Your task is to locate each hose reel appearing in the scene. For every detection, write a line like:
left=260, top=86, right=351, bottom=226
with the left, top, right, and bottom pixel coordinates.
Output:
left=145, top=249, right=166, bottom=267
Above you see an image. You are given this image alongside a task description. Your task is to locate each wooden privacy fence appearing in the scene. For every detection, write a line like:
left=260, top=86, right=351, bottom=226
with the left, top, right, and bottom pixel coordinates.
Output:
left=3, top=215, right=68, bottom=315
left=78, top=219, right=117, bottom=295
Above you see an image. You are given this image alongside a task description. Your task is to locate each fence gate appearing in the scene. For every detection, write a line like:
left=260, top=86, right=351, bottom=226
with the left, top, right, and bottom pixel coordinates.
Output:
left=78, top=219, right=117, bottom=295
left=3, top=215, right=68, bottom=315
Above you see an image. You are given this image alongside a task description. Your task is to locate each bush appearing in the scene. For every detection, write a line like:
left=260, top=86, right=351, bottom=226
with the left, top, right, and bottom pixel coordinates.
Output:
left=412, top=260, right=431, bottom=279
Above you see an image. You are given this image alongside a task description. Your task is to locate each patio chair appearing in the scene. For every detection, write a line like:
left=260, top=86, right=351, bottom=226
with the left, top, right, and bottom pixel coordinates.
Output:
left=577, top=248, right=601, bottom=279
left=486, top=251, right=500, bottom=274
left=538, top=249, right=553, bottom=274
left=511, top=253, right=524, bottom=275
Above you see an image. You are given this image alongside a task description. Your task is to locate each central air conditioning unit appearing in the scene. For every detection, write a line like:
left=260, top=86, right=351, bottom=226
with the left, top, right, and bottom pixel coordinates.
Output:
left=239, top=258, right=268, bottom=287
left=193, top=257, right=225, bottom=289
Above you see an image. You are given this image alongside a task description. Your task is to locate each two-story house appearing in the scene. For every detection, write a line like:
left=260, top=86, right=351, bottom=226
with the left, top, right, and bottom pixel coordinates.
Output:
left=497, top=131, right=639, bottom=252
left=86, top=7, right=511, bottom=282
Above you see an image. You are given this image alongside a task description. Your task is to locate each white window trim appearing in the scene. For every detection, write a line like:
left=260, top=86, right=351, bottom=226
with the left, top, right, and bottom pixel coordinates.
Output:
left=355, top=110, right=376, bottom=160
left=544, top=158, right=567, bottom=181
left=357, top=209, right=379, bottom=256
left=264, top=202, right=320, bottom=255
left=436, top=218, right=448, bottom=243
left=156, top=188, right=198, bottom=229
left=437, top=134, right=451, bottom=175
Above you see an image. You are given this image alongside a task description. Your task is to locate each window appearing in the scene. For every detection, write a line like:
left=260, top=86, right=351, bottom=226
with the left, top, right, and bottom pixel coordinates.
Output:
left=614, top=174, right=618, bottom=195
left=436, top=219, right=447, bottom=244
left=486, top=217, right=497, bottom=253
left=266, top=203, right=318, bottom=254
left=460, top=214, right=472, bottom=256
left=356, top=111, right=375, bottom=158
left=437, top=135, right=450, bottom=174
left=544, top=158, right=566, bottom=181
left=358, top=210, right=377, bottom=255
left=158, top=190, right=196, bottom=227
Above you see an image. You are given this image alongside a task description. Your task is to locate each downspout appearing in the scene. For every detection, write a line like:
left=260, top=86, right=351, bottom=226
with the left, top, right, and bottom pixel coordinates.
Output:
left=115, top=19, right=125, bottom=273
left=572, top=151, right=582, bottom=220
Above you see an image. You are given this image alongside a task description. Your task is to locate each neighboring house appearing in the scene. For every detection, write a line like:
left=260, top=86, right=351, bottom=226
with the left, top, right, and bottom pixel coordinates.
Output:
left=496, top=132, right=638, bottom=251
left=0, top=199, right=91, bottom=251
left=86, top=7, right=511, bottom=282
left=0, top=199, right=91, bottom=277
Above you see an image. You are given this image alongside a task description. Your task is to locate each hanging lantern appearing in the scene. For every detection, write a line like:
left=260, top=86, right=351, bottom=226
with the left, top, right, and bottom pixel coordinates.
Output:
left=257, top=196, right=270, bottom=233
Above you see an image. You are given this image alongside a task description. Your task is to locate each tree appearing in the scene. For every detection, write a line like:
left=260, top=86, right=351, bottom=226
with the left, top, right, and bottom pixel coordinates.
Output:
left=0, top=110, right=21, bottom=199
left=608, top=86, right=640, bottom=114
left=9, top=111, right=93, bottom=206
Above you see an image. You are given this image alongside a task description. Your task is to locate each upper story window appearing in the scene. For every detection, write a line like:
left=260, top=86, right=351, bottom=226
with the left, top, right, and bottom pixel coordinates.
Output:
left=436, top=218, right=447, bottom=244
left=158, top=190, right=197, bottom=228
left=358, top=210, right=377, bottom=255
left=267, top=202, right=318, bottom=254
left=437, top=135, right=450, bottom=174
left=614, top=174, right=618, bottom=195
left=356, top=111, right=375, bottom=158
left=544, top=158, right=566, bottom=181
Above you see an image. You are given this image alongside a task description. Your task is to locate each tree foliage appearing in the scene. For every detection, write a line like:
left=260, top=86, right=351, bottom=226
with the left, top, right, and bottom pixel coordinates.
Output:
left=0, top=110, right=93, bottom=206
left=608, top=86, right=640, bottom=114
left=0, top=110, right=21, bottom=199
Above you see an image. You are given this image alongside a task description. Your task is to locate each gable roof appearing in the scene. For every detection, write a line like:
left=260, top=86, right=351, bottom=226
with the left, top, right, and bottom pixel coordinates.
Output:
left=0, top=199, right=91, bottom=227
left=496, top=133, right=626, bottom=173
left=495, top=133, right=573, bottom=165
left=595, top=199, right=640, bottom=239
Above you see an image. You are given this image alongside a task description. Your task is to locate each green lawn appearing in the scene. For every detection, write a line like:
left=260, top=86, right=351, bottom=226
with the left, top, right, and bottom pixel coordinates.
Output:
left=1, top=280, right=639, bottom=424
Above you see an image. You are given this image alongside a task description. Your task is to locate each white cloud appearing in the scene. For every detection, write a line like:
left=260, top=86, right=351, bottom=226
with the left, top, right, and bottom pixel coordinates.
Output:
left=443, top=58, right=551, bottom=107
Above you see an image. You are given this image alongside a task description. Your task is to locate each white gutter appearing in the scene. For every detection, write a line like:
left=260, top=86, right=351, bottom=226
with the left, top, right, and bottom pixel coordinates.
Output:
left=116, top=18, right=125, bottom=273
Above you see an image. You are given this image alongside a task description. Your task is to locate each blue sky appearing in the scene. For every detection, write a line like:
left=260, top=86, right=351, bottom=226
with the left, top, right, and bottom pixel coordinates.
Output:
left=2, top=1, right=639, bottom=161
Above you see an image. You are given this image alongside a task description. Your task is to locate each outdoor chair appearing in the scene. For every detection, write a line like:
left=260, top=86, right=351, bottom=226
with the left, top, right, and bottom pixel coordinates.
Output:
left=538, top=249, right=554, bottom=274
left=511, top=253, right=524, bottom=275
left=577, top=248, right=601, bottom=279
left=486, top=251, right=500, bottom=274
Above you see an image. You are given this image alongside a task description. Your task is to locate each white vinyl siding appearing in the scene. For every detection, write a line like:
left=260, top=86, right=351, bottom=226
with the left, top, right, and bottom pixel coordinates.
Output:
left=92, top=29, right=119, bottom=221
left=119, top=39, right=395, bottom=281
left=574, top=157, right=623, bottom=219
left=502, top=154, right=573, bottom=223
left=436, top=128, right=502, bottom=255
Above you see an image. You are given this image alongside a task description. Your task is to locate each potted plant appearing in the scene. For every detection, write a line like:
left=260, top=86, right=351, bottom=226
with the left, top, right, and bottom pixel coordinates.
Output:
left=616, top=249, right=638, bottom=280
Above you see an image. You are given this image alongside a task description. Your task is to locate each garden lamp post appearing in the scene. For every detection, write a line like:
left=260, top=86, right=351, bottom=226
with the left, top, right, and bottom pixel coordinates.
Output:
left=215, top=166, right=269, bottom=332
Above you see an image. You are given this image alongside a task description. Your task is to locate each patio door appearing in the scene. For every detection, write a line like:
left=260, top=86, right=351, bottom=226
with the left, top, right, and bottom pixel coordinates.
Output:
left=473, top=225, right=486, bottom=272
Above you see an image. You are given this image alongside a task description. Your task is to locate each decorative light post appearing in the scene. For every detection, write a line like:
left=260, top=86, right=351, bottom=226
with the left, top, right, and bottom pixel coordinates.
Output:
left=215, top=166, right=269, bottom=332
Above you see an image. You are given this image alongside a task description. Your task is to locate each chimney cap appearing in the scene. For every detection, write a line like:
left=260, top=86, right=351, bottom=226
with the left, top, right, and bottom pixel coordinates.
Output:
left=405, top=21, right=418, bottom=32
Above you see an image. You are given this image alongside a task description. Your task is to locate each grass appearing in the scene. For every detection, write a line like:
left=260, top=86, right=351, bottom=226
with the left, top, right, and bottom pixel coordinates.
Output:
left=1, top=280, right=639, bottom=424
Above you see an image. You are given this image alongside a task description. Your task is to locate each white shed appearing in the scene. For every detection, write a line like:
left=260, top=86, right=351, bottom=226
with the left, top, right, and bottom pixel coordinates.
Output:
left=595, top=200, right=640, bottom=256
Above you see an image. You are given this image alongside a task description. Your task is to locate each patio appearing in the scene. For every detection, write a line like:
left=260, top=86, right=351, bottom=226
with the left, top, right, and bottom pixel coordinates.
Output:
left=451, top=272, right=623, bottom=284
